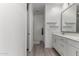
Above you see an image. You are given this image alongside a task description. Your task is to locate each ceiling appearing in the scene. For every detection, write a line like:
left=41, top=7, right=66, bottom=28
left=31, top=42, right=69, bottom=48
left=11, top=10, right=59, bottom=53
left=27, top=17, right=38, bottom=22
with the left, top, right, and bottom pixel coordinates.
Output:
left=32, top=3, right=63, bottom=15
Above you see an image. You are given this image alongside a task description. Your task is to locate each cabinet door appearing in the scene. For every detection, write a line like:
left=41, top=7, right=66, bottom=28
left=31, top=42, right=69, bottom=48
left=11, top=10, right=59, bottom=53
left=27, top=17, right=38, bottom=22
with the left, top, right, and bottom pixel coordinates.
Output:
left=54, top=35, right=59, bottom=50
left=56, top=36, right=65, bottom=56
left=66, top=44, right=76, bottom=56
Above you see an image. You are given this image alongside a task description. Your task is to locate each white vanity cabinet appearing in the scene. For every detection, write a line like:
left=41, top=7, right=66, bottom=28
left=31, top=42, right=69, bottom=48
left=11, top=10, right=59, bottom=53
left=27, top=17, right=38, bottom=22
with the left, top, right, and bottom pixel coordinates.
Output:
left=66, top=43, right=79, bottom=56
left=66, top=39, right=79, bottom=56
left=65, top=44, right=77, bottom=56
left=53, top=34, right=79, bottom=56
left=57, top=36, right=65, bottom=55
left=54, top=35, right=65, bottom=56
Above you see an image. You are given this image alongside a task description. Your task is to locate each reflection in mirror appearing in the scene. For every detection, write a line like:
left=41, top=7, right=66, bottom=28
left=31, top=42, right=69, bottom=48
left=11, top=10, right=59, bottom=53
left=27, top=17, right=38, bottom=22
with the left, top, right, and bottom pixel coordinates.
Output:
left=61, top=4, right=79, bottom=33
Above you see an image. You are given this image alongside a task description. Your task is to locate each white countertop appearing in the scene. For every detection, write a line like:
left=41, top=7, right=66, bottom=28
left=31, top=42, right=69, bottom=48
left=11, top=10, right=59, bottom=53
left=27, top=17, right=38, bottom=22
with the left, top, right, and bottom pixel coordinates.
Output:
left=53, top=33, right=79, bottom=42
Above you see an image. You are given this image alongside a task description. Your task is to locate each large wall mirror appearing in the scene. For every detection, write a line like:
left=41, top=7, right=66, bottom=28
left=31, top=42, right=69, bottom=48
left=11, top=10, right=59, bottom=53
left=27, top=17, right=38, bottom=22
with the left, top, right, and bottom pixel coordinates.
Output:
left=61, top=3, right=79, bottom=33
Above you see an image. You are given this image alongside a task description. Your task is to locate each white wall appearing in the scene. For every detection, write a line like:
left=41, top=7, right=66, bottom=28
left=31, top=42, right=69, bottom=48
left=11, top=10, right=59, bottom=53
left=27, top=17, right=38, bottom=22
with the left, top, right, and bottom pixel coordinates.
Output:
left=33, top=14, right=44, bottom=44
left=45, top=4, right=62, bottom=48
left=0, top=4, right=27, bottom=56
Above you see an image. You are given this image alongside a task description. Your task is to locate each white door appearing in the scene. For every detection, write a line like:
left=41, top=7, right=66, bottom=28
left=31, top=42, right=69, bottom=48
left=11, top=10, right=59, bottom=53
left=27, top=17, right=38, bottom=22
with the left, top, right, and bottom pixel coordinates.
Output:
left=34, top=14, right=44, bottom=44
left=0, top=4, right=27, bottom=56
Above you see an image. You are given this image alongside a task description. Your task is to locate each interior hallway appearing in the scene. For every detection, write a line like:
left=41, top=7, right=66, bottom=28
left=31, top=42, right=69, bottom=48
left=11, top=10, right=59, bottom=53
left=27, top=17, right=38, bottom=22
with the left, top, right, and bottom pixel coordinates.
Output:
left=28, top=41, right=60, bottom=56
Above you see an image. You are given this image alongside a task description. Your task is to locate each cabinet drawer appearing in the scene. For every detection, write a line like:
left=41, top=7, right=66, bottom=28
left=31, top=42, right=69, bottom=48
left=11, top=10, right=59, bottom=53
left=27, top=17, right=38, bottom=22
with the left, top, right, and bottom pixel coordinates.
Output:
left=67, top=39, right=79, bottom=49
left=57, top=36, right=66, bottom=43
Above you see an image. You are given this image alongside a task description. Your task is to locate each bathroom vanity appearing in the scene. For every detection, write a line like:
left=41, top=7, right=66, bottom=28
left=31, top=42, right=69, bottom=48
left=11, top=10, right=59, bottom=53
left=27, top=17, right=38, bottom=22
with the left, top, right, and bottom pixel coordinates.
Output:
left=53, top=33, right=79, bottom=56
left=53, top=3, right=79, bottom=56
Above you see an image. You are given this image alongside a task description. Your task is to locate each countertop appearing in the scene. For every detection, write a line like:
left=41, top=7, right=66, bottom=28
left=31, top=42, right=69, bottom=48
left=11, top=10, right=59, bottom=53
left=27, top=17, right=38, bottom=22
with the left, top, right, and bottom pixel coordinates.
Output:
left=53, top=33, right=79, bottom=42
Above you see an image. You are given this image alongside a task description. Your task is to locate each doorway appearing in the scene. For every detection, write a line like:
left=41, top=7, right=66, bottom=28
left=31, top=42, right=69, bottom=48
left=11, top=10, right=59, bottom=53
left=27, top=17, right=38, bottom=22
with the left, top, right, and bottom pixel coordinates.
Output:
left=27, top=3, right=60, bottom=56
left=27, top=3, right=45, bottom=56
left=33, top=14, right=45, bottom=45
left=33, top=3, right=45, bottom=47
